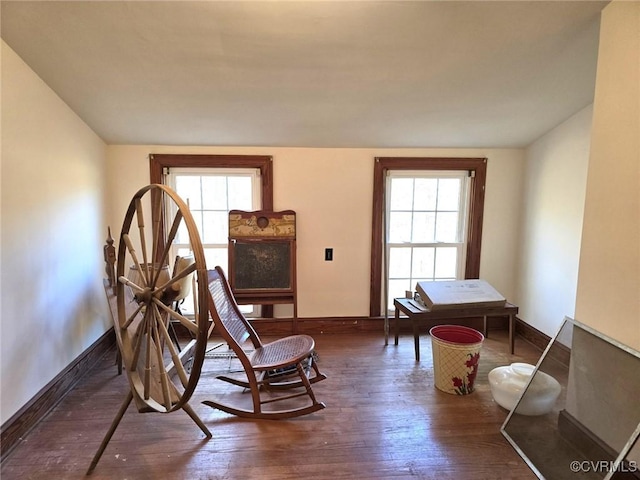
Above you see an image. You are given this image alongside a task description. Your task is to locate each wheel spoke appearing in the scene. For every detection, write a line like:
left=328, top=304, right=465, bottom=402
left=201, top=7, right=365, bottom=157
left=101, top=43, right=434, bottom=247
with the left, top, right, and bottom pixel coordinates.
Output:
left=152, top=209, right=184, bottom=286
left=151, top=189, right=165, bottom=277
left=122, top=302, right=145, bottom=330
left=152, top=298, right=199, bottom=335
left=165, top=209, right=184, bottom=250
left=135, top=198, right=150, bottom=284
left=118, top=275, right=145, bottom=294
left=150, top=310, right=173, bottom=410
left=122, top=234, right=147, bottom=288
left=144, top=312, right=152, bottom=400
left=168, top=262, right=197, bottom=285
left=152, top=303, right=190, bottom=387
left=130, top=307, right=149, bottom=372
left=156, top=263, right=197, bottom=300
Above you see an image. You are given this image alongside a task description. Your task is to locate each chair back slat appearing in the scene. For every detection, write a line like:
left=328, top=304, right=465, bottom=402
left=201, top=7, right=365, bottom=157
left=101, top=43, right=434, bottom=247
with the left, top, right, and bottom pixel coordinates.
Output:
left=207, top=268, right=255, bottom=347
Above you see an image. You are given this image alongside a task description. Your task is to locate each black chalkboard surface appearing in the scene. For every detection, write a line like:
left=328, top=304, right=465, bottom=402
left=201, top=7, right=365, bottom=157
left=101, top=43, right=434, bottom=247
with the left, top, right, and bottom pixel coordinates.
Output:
left=232, top=240, right=292, bottom=291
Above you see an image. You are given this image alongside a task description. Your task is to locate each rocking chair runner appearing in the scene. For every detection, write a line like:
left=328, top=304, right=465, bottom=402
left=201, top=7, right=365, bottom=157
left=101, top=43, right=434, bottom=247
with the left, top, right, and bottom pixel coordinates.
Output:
left=203, top=266, right=327, bottom=419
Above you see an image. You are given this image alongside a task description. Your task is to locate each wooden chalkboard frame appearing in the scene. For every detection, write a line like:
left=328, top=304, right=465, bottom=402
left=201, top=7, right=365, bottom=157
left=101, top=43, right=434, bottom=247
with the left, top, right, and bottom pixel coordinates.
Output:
left=228, top=210, right=297, bottom=319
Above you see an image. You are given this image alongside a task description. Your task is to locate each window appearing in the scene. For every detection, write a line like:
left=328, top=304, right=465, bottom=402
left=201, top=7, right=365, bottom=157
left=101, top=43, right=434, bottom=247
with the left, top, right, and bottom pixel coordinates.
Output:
left=149, top=154, right=274, bottom=316
left=166, top=168, right=261, bottom=274
left=386, top=171, right=470, bottom=311
left=370, top=157, right=487, bottom=317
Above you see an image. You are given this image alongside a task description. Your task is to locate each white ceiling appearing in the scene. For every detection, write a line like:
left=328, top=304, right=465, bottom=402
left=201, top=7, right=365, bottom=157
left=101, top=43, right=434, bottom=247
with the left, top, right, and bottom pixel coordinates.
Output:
left=1, top=1, right=609, bottom=148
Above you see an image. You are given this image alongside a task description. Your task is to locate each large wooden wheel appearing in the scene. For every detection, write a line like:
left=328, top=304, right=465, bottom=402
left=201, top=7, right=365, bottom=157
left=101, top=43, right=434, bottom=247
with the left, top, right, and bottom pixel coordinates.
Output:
left=115, top=184, right=209, bottom=413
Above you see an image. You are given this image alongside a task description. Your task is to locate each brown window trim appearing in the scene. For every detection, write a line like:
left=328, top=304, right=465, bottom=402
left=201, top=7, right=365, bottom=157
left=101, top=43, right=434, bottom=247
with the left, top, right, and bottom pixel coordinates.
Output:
left=149, top=154, right=273, bottom=210
left=370, top=157, right=487, bottom=317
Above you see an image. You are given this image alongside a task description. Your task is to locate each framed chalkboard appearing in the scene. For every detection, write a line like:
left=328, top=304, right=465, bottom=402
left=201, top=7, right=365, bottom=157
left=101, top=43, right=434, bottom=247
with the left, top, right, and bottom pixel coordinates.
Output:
left=232, top=240, right=292, bottom=291
left=228, top=210, right=298, bottom=320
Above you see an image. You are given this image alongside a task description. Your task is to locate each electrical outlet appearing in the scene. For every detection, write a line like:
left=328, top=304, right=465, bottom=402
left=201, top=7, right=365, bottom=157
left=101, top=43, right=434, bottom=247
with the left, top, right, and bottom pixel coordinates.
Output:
left=325, top=248, right=333, bottom=261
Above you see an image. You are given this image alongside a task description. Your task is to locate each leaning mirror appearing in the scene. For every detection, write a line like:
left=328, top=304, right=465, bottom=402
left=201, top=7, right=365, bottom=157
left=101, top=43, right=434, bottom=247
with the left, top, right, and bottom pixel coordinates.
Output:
left=500, top=316, right=640, bottom=479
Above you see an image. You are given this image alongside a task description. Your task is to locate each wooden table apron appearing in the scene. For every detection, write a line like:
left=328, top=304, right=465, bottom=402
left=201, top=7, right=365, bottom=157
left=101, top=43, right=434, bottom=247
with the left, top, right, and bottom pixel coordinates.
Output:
left=389, top=298, right=519, bottom=361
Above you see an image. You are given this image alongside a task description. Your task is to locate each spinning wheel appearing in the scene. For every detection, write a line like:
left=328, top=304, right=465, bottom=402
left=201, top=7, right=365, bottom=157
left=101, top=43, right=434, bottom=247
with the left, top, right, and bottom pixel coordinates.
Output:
left=88, top=184, right=212, bottom=474
left=115, top=184, right=209, bottom=412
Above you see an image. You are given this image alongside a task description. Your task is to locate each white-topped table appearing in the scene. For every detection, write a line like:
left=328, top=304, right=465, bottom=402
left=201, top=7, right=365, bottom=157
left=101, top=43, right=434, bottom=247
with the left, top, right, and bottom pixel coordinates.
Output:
left=389, top=298, right=519, bottom=361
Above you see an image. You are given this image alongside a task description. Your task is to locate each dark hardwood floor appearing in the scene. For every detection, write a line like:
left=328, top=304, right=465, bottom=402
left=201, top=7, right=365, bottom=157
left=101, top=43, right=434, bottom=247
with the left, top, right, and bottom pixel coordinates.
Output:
left=1, top=330, right=540, bottom=479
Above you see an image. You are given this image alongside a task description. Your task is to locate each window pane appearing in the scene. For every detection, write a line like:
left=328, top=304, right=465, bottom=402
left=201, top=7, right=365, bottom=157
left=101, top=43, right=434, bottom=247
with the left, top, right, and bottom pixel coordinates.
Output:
left=175, top=176, right=202, bottom=209
left=202, top=211, right=228, bottom=243
left=389, top=178, right=414, bottom=210
left=167, top=167, right=261, bottom=317
left=434, top=247, right=458, bottom=279
left=382, top=166, right=478, bottom=314
left=177, top=210, right=202, bottom=244
left=388, top=212, right=412, bottom=243
left=388, top=279, right=411, bottom=310
left=388, top=247, right=411, bottom=277
left=228, top=177, right=253, bottom=210
left=412, top=211, right=436, bottom=243
left=412, top=247, right=435, bottom=278
left=201, top=176, right=228, bottom=210
left=437, top=178, right=461, bottom=211
left=435, top=212, right=459, bottom=242
left=176, top=247, right=193, bottom=257
left=413, top=178, right=437, bottom=210
left=204, top=247, right=228, bottom=272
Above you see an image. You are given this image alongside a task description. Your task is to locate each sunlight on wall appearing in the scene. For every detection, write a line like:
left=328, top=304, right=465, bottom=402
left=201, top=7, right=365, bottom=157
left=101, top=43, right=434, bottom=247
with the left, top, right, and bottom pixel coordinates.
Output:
left=575, top=0, right=640, bottom=349
left=1, top=41, right=108, bottom=424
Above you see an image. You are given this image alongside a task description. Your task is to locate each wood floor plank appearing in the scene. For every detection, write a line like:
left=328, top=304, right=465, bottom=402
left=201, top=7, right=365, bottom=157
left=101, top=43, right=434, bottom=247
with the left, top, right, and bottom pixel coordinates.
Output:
left=1, top=331, right=539, bottom=479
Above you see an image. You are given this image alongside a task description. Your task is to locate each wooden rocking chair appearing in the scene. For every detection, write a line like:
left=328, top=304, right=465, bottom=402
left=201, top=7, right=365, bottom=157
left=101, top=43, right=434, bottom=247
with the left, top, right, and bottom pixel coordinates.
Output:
left=203, top=267, right=327, bottom=419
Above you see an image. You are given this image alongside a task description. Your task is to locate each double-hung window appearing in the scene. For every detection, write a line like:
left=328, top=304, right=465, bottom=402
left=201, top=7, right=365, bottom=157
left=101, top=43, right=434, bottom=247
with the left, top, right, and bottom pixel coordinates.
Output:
left=149, top=154, right=274, bottom=317
left=370, top=157, right=487, bottom=317
left=164, top=168, right=261, bottom=315
left=386, top=171, right=470, bottom=311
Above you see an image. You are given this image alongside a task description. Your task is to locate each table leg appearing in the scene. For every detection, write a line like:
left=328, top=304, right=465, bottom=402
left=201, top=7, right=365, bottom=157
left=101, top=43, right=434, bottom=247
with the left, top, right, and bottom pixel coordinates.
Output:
left=394, top=308, right=400, bottom=346
left=483, top=315, right=488, bottom=338
left=413, top=319, right=420, bottom=361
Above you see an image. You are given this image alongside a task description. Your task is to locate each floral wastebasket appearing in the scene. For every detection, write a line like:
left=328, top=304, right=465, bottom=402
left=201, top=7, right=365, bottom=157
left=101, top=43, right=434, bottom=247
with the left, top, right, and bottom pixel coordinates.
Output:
left=430, top=325, right=484, bottom=395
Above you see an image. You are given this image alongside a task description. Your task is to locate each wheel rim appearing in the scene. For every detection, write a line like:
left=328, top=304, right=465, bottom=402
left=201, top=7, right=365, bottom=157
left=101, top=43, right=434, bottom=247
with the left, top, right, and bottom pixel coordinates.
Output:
left=115, top=184, right=209, bottom=412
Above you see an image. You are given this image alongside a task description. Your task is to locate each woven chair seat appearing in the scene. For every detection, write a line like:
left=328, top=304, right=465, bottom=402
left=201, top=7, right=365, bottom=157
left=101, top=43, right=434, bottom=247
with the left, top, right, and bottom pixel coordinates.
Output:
left=250, top=335, right=315, bottom=370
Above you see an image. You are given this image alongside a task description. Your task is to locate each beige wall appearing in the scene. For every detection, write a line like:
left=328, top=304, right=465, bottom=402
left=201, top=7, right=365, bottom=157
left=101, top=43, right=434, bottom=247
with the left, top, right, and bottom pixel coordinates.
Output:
left=564, top=0, right=640, bottom=459
left=575, top=0, right=640, bottom=349
left=515, top=3, right=639, bottom=460
left=1, top=41, right=109, bottom=423
left=106, top=146, right=525, bottom=318
left=517, top=106, right=592, bottom=338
